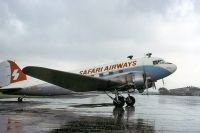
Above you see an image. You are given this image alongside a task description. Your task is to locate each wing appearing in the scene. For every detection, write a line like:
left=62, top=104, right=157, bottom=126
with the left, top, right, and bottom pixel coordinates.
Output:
left=22, top=66, right=121, bottom=92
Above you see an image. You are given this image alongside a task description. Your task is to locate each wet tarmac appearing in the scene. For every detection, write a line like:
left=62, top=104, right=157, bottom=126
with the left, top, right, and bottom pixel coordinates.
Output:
left=0, top=93, right=200, bottom=133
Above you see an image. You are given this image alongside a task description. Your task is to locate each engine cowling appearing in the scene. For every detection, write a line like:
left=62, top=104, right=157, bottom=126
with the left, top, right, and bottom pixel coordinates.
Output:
left=111, top=73, right=152, bottom=92
left=132, top=73, right=153, bottom=93
left=132, top=73, right=144, bottom=88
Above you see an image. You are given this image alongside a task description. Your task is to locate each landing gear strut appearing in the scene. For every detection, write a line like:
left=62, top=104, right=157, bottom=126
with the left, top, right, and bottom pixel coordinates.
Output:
left=18, top=97, right=23, bottom=102
left=112, top=90, right=125, bottom=108
left=105, top=90, right=135, bottom=108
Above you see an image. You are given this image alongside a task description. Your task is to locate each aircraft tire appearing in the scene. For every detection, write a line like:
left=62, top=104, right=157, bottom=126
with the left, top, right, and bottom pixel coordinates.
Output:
left=18, top=97, right=23, bottom=102
left=113, top=96, right=125, bottom=108
left=125, top=96, right=135, bottom=107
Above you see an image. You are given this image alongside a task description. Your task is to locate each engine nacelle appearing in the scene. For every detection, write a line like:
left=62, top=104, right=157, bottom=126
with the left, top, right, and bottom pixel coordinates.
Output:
left=132, top=73, right=153, bottom=93
left=111, top=73, right=152, bottom=91
left=132, top=73, right=144, bottom=88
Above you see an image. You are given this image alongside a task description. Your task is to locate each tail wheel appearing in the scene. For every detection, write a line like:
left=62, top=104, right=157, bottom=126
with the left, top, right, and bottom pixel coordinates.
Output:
left=125, top=96, right=135, bottom=107
left=113, top=96, right=125, bottom=108
left=18, top=97, right=23, bottom=102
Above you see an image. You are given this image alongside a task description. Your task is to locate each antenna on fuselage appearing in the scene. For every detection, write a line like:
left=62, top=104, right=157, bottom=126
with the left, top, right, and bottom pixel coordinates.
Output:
left=127, top=55, right=133, bottom=60
left=145, top=53, right=152, bottom=58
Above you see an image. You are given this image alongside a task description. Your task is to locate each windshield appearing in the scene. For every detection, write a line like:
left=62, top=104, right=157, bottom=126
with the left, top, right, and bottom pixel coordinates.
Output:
left=153, top=60, right=165, bottom=65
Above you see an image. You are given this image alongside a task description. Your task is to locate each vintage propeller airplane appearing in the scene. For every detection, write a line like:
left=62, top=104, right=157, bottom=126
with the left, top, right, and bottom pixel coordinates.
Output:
left=1, top=53, right=177, bottom=107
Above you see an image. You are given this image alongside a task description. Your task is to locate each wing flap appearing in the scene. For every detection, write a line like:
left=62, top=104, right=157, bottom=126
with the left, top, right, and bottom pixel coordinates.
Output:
left=23, top=66, right=121, bottom=92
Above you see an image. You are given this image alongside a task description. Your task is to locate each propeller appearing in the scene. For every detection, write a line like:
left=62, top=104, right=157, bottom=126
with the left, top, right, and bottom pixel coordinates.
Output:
left=162, top=79, right=165, bottom=86
left=142, top=52, right=153, bottom=91
left=153, top=82, right=156, bottom=90
left=142, top=62, right=149, bottom=94
left=145, top=80, right=149, bottom=95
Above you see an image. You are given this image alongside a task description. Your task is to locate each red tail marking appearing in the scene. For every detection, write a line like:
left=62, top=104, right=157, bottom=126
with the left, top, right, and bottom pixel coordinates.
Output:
left=8, top=60, right=27, bottom=83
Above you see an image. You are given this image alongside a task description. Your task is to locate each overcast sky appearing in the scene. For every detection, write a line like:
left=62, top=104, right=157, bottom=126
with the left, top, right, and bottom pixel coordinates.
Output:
left=0, top=0, right=200, bottom=89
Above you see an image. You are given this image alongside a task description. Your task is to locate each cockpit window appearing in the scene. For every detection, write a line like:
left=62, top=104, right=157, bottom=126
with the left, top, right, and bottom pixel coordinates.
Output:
left=153, top=60, right=159, bottom=65
left=153, top=60, right=165, bottom=65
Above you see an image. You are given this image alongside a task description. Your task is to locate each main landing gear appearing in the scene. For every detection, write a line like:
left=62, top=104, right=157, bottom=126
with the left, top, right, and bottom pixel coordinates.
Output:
left=113, top=95, right=125, bottom=108
left=17, top=97, right=23, bottom=102
left=106, top=90, right=135, bottom=108
left=125, top=94, right=135, bottom=107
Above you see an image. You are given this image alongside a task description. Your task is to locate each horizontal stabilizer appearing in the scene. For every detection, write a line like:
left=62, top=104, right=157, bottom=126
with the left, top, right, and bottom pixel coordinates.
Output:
left=23, top=66, right=121, bottom=92
left=0, top=87, right=22, bottom=94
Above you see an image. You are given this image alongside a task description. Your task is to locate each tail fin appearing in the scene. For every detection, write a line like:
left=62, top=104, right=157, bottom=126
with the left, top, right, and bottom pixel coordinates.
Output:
left=0, top=60, right=27, bottom=87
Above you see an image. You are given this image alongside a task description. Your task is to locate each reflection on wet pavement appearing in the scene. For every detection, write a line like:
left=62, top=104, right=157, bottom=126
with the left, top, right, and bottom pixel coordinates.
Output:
left=71, top=103, right=113, bottom=108
left=0, top=93, right=200, bottom=132
left=52, top=107, right=154, bottom=133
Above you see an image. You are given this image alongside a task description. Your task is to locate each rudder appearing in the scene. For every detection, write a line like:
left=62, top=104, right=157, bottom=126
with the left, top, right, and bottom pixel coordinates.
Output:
left=0, top=60, right=27, bottom=87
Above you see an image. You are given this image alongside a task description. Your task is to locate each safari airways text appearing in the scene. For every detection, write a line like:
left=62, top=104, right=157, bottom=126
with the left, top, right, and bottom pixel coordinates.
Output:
left=80, top=60, right=137, bottom=75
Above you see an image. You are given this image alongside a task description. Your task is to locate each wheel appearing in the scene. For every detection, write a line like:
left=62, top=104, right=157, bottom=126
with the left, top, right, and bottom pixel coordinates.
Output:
left=18, top=97, right=23, bottom=102
left=113, top=96, right=125, bottom=108
left=125, top=96, right=135, bottom=107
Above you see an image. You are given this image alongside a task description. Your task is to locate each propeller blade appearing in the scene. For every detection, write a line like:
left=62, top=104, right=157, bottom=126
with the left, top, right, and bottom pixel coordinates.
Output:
left=153, top=82, right=156, bottom=90
left=145, top=79, right=148, bottom=90
left=162, top=79, right=165, bottom=86
left=146, top=88, right=149, bottom=95
left=143, top=64, right=147, bottom=86
left=143, top=63, right=150, bottom=95
left=145, top=79, right=149, bottom=95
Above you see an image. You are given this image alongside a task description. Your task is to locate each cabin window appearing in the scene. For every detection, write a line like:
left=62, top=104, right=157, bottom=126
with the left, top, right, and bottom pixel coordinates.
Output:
left=109, top=71, right=114, bottom=75
left=99, top=73, right=103, bottom=77
left=153, top=60, right=165, bottom=65
left=119, top=70, right=123, bottom=73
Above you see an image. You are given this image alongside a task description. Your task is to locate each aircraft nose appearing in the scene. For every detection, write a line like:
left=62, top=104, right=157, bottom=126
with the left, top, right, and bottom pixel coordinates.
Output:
left=169, top=64, right=177, bottom=73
